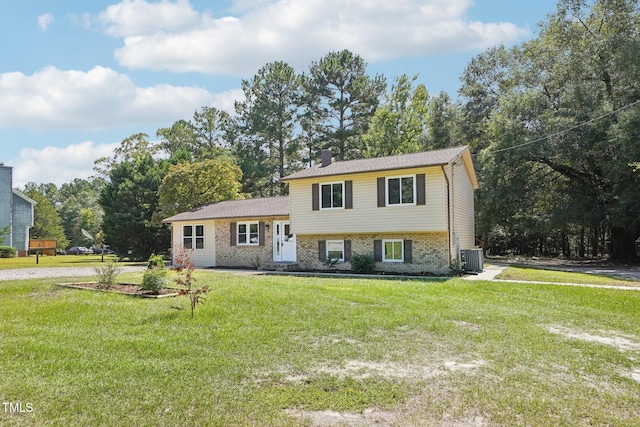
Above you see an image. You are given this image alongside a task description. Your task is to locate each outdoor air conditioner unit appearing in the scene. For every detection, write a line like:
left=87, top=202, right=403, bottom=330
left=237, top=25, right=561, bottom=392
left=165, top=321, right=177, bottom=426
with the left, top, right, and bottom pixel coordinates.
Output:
left=461, top=249, right=484, bottom=272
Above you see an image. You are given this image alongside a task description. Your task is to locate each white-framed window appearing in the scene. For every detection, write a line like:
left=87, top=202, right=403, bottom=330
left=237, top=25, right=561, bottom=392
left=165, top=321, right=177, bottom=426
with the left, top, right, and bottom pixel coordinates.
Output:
left=326, top=240, right=345, bottom=261
left=183, top=225, right=204, bottom=250
left=387, top=176, right=415, bottom=206
left=321, top=182, right=344, bottom=209
left=383, top=239, right=404, bottom=262
left=237, top=222, right=259, bottom=245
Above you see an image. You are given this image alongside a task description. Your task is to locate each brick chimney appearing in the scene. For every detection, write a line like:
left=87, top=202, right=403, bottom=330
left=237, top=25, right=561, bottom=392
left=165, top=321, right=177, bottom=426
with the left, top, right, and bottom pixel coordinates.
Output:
left=321, top=149, right=332, bottom=167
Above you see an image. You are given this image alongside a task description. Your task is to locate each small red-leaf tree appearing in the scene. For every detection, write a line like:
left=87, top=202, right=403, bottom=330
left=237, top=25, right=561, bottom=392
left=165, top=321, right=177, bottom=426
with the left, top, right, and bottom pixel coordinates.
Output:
left=172, top=246, right=210, bottom=318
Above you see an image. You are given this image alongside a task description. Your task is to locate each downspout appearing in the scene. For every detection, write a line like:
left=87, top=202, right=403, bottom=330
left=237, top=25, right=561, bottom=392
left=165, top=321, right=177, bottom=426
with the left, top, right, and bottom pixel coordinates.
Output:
left=441, top=165, right=451, bottom=265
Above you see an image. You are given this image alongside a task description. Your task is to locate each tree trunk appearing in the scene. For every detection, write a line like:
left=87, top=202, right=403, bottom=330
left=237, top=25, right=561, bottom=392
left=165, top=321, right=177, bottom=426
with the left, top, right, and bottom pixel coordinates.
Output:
left=562, top=229, right=570, bottom=258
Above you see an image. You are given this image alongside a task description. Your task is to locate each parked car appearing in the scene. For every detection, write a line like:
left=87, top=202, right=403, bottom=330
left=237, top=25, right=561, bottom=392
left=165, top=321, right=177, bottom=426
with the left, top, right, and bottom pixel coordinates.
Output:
left=66, top=246, right=93, bottom=255
left=91, top=246, right=114, bottom=255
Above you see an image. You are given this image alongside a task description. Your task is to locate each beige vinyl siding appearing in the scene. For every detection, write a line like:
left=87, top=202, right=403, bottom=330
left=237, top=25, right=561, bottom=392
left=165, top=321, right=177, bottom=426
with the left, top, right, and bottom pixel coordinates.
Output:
left=170, top=220, right=216, bottom=268
left=452, top=160, right=476, bottom=252
left=289, top=167, right=446, bottom=235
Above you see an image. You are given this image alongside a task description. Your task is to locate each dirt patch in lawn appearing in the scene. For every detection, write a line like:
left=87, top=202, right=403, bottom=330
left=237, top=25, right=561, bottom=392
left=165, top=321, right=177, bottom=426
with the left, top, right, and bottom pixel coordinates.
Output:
left=546, top=325, right=640, bottom=352
left=284, top=408, right=397, bottom=426
left=282, top=358, right=486, bottom=384
left=57, top=282, right=179, bottom=298
left=279, top=357, right=487, bottom=425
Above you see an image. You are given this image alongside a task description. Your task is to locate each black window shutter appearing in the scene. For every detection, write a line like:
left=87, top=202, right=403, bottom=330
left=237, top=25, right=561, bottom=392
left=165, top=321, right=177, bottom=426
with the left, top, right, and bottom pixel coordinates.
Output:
left=374, top=240, right=382, bottom=262
left=230, top=222, right=237, bottom=246
left=318, top=240, right=326, bottom=261
left=258, top=221, right=265, bottom=246
left=312, top=183, right=319, bottom=211
left=345, top=180, right=353, bottom=209
left=344, top=240, right=352, bottom=261
left=416, top=174, right=426, bottom=205
left=377, top=177, right=385, bottom=207
left=404, top=239, right=413, bottom=263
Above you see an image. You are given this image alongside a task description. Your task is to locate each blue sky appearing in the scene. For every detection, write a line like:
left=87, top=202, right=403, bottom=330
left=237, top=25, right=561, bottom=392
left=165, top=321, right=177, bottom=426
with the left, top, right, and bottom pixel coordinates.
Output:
left=1, top=0, right=557, bottom=187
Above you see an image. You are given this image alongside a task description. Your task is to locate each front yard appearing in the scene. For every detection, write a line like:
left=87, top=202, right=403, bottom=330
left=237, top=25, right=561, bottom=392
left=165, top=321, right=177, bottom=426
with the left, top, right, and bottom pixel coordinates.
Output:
left=1, top=270, right=639, bottom=426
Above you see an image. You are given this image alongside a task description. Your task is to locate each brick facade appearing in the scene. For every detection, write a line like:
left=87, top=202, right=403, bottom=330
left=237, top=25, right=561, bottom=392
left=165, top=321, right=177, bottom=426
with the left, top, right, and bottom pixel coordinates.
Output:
left=296, top=232, right=450, bottom=275
left=215, top=217, right=285, bottom=268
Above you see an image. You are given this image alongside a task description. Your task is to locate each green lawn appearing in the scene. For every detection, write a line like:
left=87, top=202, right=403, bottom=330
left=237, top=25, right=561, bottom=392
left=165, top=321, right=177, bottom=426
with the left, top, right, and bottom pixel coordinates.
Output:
left=1, top=270, right=639, bottom=426
left=0, top=255, right=142, bottom=270
left=496, top=265, right=640, bottom=287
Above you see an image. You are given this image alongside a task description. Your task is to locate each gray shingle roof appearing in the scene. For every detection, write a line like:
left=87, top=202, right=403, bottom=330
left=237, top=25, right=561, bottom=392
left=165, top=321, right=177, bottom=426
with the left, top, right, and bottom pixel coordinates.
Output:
left=282, top=146, right=469, bottom=181
left=163, top=196, right=289, bottom=222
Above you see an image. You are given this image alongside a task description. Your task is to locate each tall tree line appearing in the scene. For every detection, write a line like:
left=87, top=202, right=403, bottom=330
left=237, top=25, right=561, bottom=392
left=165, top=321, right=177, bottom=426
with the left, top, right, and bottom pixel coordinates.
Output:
left=21, top=8, right=640, bottom=261
left=459, top=0, right=640, bottom=259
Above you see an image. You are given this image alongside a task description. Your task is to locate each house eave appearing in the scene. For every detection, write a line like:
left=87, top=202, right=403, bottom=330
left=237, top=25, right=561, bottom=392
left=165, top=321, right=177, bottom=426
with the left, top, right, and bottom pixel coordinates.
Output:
left=281, top=160, right=454, bottom=182
left=164, top=214, right=290, bottom=223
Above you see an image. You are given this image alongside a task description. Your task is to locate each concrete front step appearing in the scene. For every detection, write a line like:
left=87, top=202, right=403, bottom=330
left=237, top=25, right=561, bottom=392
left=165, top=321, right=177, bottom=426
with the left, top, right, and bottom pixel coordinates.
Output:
left=258, top=262, right=299, bottom=272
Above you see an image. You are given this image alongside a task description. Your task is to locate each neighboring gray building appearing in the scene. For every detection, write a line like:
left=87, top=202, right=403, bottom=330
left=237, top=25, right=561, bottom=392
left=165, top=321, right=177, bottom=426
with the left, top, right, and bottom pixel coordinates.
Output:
left=0, top=163, right=36, bottom=256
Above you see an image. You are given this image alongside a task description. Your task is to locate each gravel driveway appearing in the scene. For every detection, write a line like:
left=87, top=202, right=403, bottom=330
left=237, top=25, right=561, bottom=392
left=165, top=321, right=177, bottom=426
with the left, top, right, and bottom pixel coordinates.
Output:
left=0, top=266, right=146, bottom=281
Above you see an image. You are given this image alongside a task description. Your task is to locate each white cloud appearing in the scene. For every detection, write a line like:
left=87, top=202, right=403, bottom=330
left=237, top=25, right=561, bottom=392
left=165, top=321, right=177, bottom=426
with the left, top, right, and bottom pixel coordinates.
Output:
left=10, top=141, right=120, bottom=188
left=69, top=13, right=93, bottom=30
left=38, top=13, right=55, bottom=32
left=0, top=66, right=241, bottom=131
left=98, top=0, right=530, bottom=76
left=99, top=0, right=206, bottom=37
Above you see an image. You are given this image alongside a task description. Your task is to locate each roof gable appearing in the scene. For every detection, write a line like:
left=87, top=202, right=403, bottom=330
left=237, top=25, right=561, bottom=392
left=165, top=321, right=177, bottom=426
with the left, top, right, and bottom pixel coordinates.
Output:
left=13, top=189, right=37, bottom=206
left=282, top=146, right=472, bottom=182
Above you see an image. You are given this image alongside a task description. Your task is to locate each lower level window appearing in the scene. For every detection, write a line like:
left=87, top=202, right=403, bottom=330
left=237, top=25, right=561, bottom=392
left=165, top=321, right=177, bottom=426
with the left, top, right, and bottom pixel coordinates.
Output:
left=238, top=222, right=259, bottom=245
left=383, top=239, right=403, bottom=262
left=326, top=240, right=345, bottom=261
left=183, top=225, right=204, bottom=250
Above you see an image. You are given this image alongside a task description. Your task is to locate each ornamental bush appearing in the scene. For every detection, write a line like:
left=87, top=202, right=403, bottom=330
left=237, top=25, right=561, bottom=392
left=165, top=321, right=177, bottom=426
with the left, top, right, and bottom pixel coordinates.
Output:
left=142, top=255, right=168, bottom=295
left=0, top=246, right=17, bottom=258
left=147, top=253, right=166, bottom=270
left=141, top=268, right=168, bottom=295
left=94, top=260, right=121, bottom=289
left=351, top=252, right=375, bottom=274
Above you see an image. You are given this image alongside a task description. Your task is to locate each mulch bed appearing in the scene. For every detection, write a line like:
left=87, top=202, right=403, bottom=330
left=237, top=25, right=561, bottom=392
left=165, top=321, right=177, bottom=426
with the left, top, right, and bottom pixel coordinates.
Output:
left=56, top=282, right=179, bottom=298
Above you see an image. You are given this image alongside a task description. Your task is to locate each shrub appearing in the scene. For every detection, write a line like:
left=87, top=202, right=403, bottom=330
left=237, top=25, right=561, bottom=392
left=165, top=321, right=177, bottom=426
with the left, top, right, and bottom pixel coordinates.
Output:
left=449, top=258, right=464, bottom=276
left=141, top=268, right=168, bottom=295
left=147, top=253, right=166, bottom=270
left=351, top=252, right=375, bottom=274
left=0, top=246, right=16, bottom=258
left=94, top=260, right=121, bottom=289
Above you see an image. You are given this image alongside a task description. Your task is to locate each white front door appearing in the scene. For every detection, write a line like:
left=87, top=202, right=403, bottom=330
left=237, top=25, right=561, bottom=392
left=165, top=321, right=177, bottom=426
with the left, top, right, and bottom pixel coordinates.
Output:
left=273, top=221, right=296, bottom=262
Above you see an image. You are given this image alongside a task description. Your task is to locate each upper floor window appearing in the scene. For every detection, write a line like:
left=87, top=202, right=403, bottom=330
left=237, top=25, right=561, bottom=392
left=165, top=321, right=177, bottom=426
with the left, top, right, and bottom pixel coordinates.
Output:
left=377, top=174, right=425, bottom=208
left=183, top=225, right=204, bottom=250
left=387, top=176, right=415, bottom=206
left=321, top=182, right=344, bottom=209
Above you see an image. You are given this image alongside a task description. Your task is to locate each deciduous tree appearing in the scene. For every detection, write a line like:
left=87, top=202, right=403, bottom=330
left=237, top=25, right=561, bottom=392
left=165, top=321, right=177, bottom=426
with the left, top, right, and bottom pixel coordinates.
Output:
left=361, top=74, right=429, bottom=157
left=155, top=158, right=243, bottom=221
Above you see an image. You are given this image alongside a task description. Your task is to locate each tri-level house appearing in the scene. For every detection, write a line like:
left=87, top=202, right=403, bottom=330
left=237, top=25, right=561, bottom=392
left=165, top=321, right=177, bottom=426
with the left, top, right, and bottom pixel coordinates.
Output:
left=0, top=163, right=36, bottom=256
left=164, top=145, right=479, bottom=275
